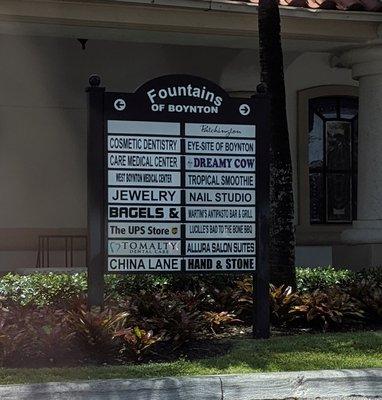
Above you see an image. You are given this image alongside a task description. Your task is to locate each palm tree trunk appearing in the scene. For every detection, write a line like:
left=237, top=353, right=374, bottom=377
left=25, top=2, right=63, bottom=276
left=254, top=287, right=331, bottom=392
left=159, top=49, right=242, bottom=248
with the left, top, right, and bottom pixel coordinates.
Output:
left=258, top=0, right=296, bottom=287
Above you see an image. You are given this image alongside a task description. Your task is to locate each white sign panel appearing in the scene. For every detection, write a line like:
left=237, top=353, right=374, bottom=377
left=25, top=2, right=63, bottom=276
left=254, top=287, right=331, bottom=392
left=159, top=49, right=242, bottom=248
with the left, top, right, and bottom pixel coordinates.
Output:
left=108, top=240, right=181, bottom=256
left=187, top=206, right=256, bottom=222
left=108, top=188, right=181, bottom=204
left=186, top=240, right=256, bottom=256
left=108, top=153, right=180, bottom=170
left=109, top=170, right=181, bottom=187
left=108, top=120, right=180, bottom=136
left=185, top=257, right=256, bottom=271
left=108, top=205, right=181, bottom=221
left=108, top=257, right=182, bottom=271
left=185, top=123, right=256, bottom=138
left=185, top=156, right=256, bottom=172
left=108, top=136, right=181, bottom=153
left=186, top=172, right=255, bottom=188
left=186, top=189, right=255, bottom=205
left=186, top=138, right=255, bottom=155
left=186, top=223, right=255, bottom=239
left=109, top=222, right=181, bottom=239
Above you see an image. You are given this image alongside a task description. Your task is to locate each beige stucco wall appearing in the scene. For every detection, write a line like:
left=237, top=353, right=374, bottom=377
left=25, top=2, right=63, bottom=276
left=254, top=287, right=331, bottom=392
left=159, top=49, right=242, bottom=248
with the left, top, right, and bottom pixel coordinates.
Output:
left=285, top=53, right=357, bottom=266
left=285, top=52, right=357, bottom=209
left=0, top=34, right=237, bottom=229
left=0, top=34, right=241, bottom=268
left=0, top=33, right=360, bottom=268
left=219, top=50, right=358, bottom=266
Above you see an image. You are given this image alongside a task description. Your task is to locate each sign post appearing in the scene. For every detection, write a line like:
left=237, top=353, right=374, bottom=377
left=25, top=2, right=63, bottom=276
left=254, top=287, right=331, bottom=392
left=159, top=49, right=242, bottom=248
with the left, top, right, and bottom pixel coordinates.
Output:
left=253, top=90, right=271, bottom=339
left=87, top=74, right=270, bottom=337
left=86, top=75, right=105, bottom=308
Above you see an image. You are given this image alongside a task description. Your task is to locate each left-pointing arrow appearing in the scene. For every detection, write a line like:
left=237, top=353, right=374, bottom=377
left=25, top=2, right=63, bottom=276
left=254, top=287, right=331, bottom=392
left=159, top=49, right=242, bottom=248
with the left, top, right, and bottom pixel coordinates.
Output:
left=114, top=99, right=126, bottom=111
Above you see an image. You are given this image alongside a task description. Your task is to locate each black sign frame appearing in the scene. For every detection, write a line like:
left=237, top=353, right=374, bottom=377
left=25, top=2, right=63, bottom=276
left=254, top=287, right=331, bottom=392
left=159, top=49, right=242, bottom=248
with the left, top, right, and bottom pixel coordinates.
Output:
left=86, top=74, right=270, bottom=338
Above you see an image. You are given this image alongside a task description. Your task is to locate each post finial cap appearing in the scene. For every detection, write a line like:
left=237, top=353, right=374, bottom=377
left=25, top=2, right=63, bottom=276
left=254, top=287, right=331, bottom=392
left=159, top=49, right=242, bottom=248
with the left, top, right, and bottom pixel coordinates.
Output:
left=89, top=75, right=101, bottom=87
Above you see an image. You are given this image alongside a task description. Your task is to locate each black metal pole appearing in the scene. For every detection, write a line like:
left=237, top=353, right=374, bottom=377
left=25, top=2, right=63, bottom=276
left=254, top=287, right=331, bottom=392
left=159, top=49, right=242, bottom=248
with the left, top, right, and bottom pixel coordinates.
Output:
left=86, top=75, right=105, bottom=308
left=254, top=89, right=271, bottom=339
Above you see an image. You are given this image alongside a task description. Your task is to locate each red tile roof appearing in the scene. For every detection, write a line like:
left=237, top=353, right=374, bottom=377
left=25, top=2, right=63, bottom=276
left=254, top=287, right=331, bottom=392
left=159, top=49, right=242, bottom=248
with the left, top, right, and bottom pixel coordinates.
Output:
left=246, top=0, right=382, bottom=11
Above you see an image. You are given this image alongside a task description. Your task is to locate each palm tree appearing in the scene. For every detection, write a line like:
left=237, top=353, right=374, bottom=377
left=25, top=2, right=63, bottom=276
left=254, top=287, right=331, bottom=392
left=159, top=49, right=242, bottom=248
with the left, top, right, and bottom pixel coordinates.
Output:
left=258, top=0, right=296, bottom=287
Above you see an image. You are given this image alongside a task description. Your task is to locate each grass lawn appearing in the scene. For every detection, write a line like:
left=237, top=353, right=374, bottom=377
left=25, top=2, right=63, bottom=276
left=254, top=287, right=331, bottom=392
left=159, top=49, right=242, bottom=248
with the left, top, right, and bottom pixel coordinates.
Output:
left=0, top=331, right=381, bottom=385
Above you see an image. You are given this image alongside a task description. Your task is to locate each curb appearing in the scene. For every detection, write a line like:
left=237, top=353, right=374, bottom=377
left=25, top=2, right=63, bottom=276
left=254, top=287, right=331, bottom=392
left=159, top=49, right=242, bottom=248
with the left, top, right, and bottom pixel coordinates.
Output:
left=0, top=368, right=381, bottom=400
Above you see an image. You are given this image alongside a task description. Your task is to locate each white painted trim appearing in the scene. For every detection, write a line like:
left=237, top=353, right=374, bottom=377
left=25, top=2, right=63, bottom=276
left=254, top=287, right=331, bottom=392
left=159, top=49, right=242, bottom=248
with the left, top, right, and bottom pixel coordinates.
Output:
left=117, top=0, right=382, bottom=22
left=296, top=85, right=359, bottom=246
left=0, top=0, right=378, bottom=44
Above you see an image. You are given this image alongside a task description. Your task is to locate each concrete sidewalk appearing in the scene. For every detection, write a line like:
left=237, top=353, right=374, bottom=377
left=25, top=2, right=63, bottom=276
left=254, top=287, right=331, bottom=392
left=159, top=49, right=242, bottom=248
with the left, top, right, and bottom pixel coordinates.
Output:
left=0, top=368, right=381, bottom=400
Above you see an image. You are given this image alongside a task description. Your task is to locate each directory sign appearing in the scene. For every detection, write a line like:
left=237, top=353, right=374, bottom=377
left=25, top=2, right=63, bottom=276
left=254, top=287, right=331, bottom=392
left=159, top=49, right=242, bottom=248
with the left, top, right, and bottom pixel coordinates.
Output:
left=100, top=75, right=266, bottom=273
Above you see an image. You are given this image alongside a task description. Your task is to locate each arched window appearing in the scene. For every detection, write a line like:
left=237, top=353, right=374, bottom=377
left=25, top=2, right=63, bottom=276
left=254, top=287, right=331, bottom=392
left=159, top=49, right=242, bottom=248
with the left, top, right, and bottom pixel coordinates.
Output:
left=297, top=86, right=358, bottom=245
left=309, top=96, right=358, bottom=224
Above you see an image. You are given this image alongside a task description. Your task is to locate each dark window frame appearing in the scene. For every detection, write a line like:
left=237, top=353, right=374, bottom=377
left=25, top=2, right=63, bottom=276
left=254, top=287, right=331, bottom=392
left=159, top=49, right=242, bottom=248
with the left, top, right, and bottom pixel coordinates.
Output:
left=308, top=95, right=358, bottom=225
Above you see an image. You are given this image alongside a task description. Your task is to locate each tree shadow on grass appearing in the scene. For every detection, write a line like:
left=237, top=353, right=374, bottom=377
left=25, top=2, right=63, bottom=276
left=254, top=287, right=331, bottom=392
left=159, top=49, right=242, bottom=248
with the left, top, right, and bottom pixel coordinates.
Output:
left=194, top=331, right=382, bottom=374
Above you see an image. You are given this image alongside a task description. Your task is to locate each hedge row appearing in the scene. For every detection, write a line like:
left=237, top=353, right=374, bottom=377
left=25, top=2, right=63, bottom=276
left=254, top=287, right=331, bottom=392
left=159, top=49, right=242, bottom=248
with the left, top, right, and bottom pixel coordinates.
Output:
left=0, top=267, right=379, bottom=307
left=0, top=267, right=380, bottom=367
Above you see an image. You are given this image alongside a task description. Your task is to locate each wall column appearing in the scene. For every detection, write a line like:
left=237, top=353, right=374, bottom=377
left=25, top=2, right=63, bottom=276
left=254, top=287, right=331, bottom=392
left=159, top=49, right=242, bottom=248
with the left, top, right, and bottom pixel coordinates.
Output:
left=334, top=43, right=382, bottom=266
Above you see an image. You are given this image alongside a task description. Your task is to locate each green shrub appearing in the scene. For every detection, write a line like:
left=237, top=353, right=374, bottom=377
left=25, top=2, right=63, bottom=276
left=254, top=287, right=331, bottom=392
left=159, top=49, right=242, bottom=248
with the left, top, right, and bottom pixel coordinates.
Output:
left=348, top=270, right=382, bottom=323
left=269, top=285, right=300, bottom=327
left=0, top=268, right=379, bottom=318
left=296, top=267, right=355, bottom=292
left=104, top=273, right=238, bottom=299
left=0, top=272, right=239, bottom=306
left=290, top=287, right=365, bottom=331
left=104, top=274, right=170, bottom=300
left=203, top=311, right=242, bottom=334
left=113, top=326, right=162, bottom=362
left=356, top=267, right=382, bottom=286
left=128, top=290, right=209, bottom=348
left=0, top=270, right=379, bottom=367
left=66, top=304, right=129, bottom=363
left=0, top=273, right=87, bottom=307
left=0, top=305, right=74, bottom=367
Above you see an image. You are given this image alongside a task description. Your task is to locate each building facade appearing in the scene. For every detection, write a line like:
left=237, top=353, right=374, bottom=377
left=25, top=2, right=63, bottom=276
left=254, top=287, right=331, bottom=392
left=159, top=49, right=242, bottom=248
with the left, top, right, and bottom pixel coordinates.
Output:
left=0, top=0, right=382, bottom=271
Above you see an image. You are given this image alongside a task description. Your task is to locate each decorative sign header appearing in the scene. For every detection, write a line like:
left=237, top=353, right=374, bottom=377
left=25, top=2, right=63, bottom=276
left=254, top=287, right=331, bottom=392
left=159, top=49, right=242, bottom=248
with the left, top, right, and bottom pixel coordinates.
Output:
left=104, top=75, right=254, bottom=123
